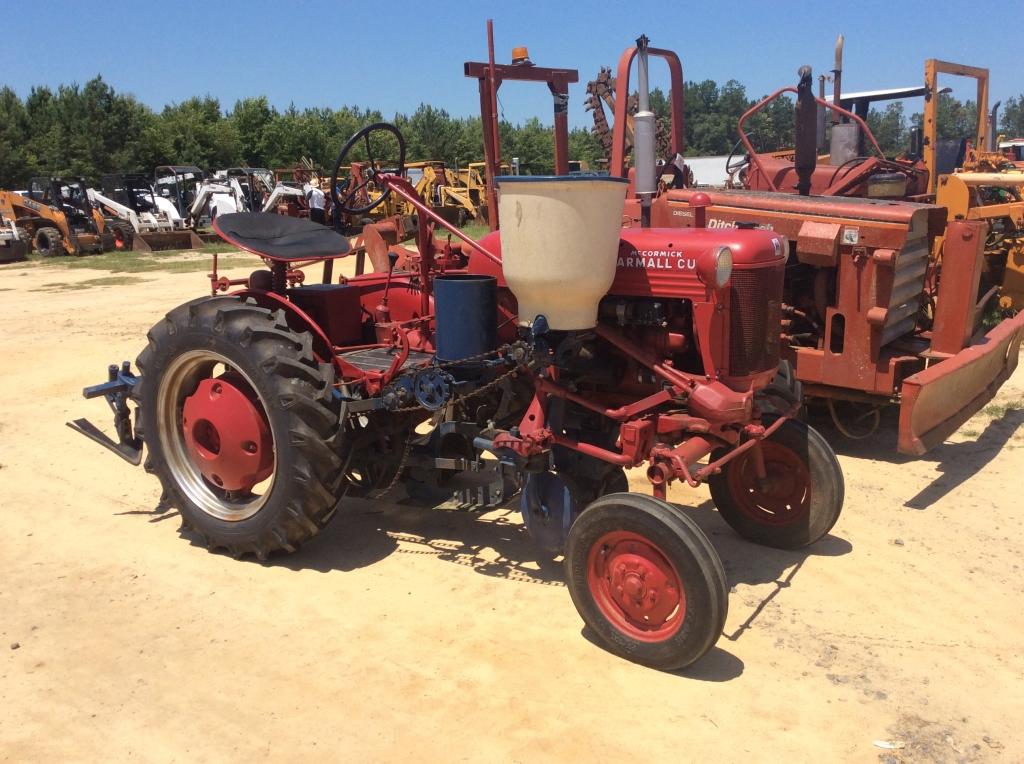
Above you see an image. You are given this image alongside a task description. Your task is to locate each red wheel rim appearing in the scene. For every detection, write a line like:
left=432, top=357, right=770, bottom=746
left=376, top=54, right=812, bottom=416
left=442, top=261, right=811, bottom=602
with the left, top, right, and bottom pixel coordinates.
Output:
left=725, top=442, right=810, bottom=526
left=181, top=372, right=273, bottom=493
left=586, top=531, right=686, bottom=642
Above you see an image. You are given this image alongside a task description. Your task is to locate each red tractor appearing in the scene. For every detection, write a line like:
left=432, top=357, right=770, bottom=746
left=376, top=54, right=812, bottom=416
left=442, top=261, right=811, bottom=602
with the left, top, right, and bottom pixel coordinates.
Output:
left=71, top=114, right=843, bottom=670
left=596, top=40, right=1024, bottom=453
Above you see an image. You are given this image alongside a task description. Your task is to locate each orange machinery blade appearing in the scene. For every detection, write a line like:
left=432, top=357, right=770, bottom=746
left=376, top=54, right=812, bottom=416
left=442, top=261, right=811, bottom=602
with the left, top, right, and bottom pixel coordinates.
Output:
left=898, top=311, right=1024, bottom=454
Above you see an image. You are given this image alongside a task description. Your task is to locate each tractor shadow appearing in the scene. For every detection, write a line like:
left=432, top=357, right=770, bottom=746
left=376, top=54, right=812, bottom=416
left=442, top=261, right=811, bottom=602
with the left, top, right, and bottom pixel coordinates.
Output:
left=264, top=490, right=847, bottom=668
left=258, top=493, right=566, bottom=584
left=156, top=489, right=838, bottom=680
left=808, top=405, right=1024, bottom=510
left=578, top=627, right=745, bottom=682
left=676, top=499, right=852, bottom=644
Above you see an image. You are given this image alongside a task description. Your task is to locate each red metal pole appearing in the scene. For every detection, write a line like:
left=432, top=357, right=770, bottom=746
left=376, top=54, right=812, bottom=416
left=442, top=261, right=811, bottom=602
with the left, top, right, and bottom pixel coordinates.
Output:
left=610, top=47, right=636, bottom=179
left=384, top=176, right=501, bottom=266
left=930, top=219, right=985, bottom=356
left=486, top=20, right=502, bottom=229
left=552, top=83, right=569, bottom=175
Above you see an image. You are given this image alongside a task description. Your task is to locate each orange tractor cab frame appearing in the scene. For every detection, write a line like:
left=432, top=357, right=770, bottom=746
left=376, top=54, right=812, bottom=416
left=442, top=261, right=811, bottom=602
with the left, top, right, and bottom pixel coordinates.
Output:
left=602, top=42, right=1024, bottom=455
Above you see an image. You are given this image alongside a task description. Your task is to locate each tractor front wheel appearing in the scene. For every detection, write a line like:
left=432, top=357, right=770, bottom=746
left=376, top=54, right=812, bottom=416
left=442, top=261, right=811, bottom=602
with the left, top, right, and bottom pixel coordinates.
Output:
left=34, top=226, right=64, bottom=257
left=708, top=416, right=843, bottom=549
left=564, top=493, right=728, bottom=670
left=135, top=297, right=345, bottom=559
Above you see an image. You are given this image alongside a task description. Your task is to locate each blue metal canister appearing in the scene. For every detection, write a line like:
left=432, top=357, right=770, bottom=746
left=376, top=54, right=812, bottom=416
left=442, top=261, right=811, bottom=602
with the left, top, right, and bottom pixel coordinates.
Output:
left=433, top=274, right=497, bottom=362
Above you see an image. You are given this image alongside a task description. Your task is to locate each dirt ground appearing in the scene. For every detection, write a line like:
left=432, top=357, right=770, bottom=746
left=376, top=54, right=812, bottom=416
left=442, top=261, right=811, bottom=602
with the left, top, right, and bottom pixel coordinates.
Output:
left=1, top=253, right=1022, bottom=763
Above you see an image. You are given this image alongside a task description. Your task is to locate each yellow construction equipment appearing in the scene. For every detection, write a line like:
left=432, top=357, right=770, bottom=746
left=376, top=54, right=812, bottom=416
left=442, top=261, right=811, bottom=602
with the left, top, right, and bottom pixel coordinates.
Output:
left=923, top=59, right=991, bottom=193
left=0, top=177, right=113, bottom=256
left=0, top=209, right=27, bottom=262
left=918, top=60, right=1024, bottom=311
left=934, top=171, right=1024, bottom=311
left=454, top=161, right=510, bottom=222
left=405, top=161, right=479, bottom=225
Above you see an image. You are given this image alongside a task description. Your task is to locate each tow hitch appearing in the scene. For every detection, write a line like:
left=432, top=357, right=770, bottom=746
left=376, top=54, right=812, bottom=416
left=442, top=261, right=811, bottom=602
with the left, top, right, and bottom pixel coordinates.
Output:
left=66, top=362, right=143, bottom=465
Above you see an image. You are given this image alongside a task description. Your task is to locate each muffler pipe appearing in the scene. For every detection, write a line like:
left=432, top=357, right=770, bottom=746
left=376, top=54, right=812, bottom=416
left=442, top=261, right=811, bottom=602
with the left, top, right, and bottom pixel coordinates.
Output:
left=634, top=34, right=656, bottom=227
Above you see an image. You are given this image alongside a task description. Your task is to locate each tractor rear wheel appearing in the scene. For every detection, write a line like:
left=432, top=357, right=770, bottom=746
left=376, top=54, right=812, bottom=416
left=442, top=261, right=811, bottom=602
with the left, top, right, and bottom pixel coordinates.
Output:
left=564, top=493, right=728, bottom=670
left=106, top=220, right=134, bottom=250
left=708, top=416, right=843, bottom=549
left=34, top=226, right=64, bottom=257
left=134, top=296, right=345, bottom=559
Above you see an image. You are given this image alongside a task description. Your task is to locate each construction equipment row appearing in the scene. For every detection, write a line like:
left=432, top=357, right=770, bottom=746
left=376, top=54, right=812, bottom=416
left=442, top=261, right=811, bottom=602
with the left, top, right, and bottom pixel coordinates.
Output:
left=0, top=155, right=496, bottom=261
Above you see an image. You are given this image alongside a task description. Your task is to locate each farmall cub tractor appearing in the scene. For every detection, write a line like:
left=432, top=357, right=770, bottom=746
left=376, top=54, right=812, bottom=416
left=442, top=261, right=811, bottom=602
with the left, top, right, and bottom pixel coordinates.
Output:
left=72, top=122, right=844, bottom=670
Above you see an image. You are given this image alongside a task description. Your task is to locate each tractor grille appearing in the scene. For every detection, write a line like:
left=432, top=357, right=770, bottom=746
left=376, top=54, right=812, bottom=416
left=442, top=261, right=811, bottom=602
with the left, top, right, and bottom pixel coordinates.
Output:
left=728, top=265, right=784, bottom=376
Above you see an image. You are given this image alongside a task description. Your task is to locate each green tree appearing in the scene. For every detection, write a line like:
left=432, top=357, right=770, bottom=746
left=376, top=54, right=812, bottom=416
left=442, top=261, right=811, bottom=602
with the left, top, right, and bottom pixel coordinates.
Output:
left=230, top=96, right=276, bottom=166
left=1000, top=95, right=1024, bottom=138
left=866, top=101, right=906, bottom=156
left=405, top=104, right=461, bottom=163
left=745, top=94, right=794, bottom=154
left=509, top=117, right=554, bottom=174
left=453, top=117, right=484, bottom=166
left=23, top=86, right=61, bottom=176
left=148, top=97, right=240, bottom=169
left=0, top=87, right=30, bottom=186
left=915, top=92, right=979, bottom=142
left=569, top=126, right=603, bottom=167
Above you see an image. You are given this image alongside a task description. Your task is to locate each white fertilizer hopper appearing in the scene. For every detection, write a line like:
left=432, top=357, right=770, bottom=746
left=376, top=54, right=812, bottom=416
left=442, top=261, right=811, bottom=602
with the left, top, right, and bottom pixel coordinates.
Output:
left=496, top=176, right=629, bottom=330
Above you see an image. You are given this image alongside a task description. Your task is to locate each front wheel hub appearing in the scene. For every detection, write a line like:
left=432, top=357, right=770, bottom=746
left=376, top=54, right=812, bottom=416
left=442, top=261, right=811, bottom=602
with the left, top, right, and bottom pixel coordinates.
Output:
left=727, top=441, right=810, bottom=526
left=588, top=531, right=685, bottom=641
left=182, top=373, right=273, bottom=492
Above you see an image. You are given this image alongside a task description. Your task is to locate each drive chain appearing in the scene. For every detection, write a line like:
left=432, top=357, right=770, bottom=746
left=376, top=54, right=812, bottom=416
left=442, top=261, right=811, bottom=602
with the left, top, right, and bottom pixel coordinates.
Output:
left=358, top=343, right=525, bottom=499
left=383, top=343, right=522, bottom=414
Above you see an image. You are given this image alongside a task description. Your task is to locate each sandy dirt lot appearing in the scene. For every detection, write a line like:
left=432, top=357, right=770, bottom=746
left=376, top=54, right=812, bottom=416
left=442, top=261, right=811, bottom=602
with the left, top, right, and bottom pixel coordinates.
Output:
left=1, top=253, right=1022, bottom=763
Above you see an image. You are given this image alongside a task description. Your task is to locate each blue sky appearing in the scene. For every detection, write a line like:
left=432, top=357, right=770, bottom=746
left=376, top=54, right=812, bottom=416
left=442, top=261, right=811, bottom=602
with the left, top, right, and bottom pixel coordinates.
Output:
left=2, top=0, right=1018, bottom=128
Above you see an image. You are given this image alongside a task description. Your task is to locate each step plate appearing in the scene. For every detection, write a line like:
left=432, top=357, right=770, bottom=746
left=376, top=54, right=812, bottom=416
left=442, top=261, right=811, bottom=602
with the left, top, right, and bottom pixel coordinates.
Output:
left=339, top=347, right=434, bottom=373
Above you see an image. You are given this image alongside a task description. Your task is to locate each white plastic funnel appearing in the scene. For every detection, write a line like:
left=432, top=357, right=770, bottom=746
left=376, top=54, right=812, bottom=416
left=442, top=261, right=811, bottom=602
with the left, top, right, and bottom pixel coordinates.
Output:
left=496, top=176, right=629, bottom=330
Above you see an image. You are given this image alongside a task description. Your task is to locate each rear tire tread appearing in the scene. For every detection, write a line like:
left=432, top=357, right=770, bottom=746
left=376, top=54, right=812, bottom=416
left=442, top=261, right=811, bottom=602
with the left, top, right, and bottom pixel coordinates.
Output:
left=34, top=226, right=64, bottom=257
left=133, top=296, right=343, bottom=558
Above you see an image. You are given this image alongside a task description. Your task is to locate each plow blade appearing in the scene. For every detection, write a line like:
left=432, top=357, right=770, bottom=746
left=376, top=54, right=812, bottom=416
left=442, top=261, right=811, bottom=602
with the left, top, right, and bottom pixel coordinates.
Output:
left=132, top=230, right=205, bottom=252
left=898, top=311, right=1024, bottom=455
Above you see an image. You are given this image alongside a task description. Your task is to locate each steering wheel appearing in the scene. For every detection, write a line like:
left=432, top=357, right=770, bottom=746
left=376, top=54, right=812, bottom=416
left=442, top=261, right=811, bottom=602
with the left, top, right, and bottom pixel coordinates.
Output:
left=330, top=122, right=406, bottom=215
left=725, top=139, right=750, bottom=181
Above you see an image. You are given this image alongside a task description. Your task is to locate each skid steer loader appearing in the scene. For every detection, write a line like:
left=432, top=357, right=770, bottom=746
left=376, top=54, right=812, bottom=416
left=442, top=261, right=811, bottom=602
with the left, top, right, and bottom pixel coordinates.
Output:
left=0, top=176, right=113, bottom=256
left=90, top=174, right=203, bottom=252
left=0, top=210, right=27, bottom=263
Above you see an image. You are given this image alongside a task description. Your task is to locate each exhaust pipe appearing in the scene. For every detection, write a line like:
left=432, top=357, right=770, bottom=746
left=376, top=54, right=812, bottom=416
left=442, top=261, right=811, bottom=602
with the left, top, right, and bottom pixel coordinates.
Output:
left=989, top=102, right=1001, bottom=151
left=831, top=34, right=844, bottom=126
left=633, top=34, right=657, bottom=228
left=795, top=66, right=817, bottom=196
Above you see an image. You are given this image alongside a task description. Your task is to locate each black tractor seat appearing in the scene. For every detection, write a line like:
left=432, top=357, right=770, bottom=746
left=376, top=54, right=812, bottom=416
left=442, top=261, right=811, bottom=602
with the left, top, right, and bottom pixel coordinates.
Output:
left=213, top=212, right=351, bottom=262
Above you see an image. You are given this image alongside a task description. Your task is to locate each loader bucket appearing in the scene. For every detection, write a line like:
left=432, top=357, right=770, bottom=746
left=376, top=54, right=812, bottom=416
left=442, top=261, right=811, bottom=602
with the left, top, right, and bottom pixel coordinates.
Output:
left=898, top=311, right=1024, bottom=454
left=133, top=230, right=205, bottom=252
left=0, top=240, right=27, bottom=263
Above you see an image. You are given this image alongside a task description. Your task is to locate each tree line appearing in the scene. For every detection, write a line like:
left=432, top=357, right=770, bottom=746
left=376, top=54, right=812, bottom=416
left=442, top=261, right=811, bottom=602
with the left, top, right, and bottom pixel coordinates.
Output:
left=1, top=75, right=1022, bottom=189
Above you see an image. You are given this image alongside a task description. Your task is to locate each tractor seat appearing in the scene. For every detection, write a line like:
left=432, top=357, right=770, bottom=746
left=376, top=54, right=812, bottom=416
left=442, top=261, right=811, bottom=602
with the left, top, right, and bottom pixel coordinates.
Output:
left=213, top=212, right=351, bottom=261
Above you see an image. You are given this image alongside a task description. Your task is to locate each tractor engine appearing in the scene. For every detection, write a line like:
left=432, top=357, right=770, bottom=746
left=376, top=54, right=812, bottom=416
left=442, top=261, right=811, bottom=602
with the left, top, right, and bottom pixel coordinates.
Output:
left=461, top=176, right=793, bottom=562
left=469, top=225, right=787, bottom=400
left=604, top=227, right=786, bottom=388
